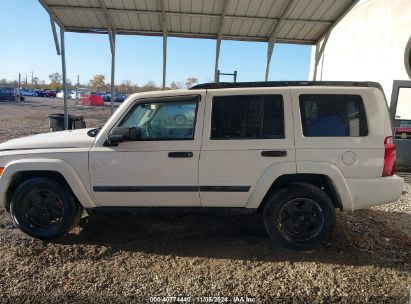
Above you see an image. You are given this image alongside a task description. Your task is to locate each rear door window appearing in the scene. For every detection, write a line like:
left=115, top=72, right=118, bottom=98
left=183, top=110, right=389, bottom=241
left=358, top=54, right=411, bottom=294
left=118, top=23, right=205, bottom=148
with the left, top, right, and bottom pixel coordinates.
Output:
left=211, top=95, right=284, bottom=140
left=299, top=94, right=368, bottom=137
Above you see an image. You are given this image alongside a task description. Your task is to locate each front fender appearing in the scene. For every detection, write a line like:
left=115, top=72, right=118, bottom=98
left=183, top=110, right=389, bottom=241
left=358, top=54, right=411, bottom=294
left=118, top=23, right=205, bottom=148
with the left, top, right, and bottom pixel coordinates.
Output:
left=0, top=158, right=96, bottom=209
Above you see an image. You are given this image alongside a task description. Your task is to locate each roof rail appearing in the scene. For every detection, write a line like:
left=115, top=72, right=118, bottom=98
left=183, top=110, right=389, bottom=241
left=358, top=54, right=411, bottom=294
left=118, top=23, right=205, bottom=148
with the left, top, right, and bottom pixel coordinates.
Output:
left=190, top=81, right=383, bottom=91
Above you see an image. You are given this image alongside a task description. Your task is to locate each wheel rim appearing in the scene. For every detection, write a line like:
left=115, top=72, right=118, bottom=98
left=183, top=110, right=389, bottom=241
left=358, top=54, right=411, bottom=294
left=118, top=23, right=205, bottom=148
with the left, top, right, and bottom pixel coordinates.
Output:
left=277, top=197, right=324, bottom=242
left=175, top=115, right=186, bottom=125
left=20, top=188, right=64, bottom=229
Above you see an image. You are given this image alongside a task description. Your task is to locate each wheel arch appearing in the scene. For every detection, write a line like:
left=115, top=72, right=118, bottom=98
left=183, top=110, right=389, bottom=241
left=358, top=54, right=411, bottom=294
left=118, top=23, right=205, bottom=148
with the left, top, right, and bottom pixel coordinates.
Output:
left=246, top=161, right=353, bottom=211
left=0, top=159, right=96, bottom=211
left=256, top=174, right=343, bottom=213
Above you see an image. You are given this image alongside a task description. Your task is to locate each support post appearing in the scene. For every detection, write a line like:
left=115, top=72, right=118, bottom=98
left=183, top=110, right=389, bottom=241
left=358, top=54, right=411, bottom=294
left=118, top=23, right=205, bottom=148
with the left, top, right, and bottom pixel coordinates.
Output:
left=265, top=0, right=296, bottom=81
left=265, top=41, right=274, bottom=81
left=214, top=39, right=221, bottom=82
left=162, top=34, right=167, bottom=89
left=214, top=0, right=229, bottom=82
left=313, top=41, right=320, bottom=80
left=60, top=27, right=68, bottom=130
left=160, top=0, right=168, bottom=89
left=110, top=30, right=116, bottom=113
left=313, top=31, right=330, bottom=81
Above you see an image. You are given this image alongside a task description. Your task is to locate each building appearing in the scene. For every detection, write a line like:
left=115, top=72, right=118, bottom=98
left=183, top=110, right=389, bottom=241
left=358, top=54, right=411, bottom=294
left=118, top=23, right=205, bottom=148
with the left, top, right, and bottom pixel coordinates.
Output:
left=310, top=0, right=411, bottom=97
left=310, top=0, right=411, bottom=170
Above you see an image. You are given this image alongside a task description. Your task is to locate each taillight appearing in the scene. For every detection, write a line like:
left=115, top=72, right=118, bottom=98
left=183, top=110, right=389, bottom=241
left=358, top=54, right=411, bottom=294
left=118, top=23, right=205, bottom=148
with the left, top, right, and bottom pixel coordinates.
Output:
left=382, top=136, right=396, bottom=176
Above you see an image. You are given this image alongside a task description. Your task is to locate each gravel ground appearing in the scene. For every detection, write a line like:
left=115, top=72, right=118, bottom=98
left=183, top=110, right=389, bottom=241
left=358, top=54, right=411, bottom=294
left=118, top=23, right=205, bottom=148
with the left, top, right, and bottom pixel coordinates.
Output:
left=0, top=98, right=410, bottom=303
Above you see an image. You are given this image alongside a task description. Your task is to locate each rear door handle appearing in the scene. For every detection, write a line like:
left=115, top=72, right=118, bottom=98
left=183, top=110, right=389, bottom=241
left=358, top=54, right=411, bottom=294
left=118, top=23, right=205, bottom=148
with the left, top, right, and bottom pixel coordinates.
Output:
left=168, top=151, right=193, bottom=158
left=261, top=150, right=287, bottom=157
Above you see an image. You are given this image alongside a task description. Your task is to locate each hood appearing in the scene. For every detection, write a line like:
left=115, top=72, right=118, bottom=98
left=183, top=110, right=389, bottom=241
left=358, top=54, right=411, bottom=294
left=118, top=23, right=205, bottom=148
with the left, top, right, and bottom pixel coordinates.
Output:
left=0, top=128, right=96, bottom=151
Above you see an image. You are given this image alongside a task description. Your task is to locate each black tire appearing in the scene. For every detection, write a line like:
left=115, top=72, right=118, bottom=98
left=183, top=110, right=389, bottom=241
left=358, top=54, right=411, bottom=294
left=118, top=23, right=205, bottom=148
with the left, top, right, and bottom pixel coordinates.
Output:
left=10, top=177, right=81, bottom=240
left=263, top=183, right=336, bottom=251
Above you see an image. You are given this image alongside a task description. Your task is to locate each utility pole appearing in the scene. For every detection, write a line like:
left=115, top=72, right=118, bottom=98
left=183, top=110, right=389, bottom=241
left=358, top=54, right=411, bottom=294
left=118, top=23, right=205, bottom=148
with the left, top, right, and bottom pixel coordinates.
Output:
left=76, top=74, right=80, bottom=105
left=31, top=70, right=33, bottom=86
left=17, top=73, right=21, bottom=102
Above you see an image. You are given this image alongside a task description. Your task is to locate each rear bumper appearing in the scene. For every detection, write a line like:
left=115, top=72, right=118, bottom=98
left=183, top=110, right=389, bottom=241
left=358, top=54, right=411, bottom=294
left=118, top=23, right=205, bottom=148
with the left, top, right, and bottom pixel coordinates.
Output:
left=346, top=175, right=404, bottom=210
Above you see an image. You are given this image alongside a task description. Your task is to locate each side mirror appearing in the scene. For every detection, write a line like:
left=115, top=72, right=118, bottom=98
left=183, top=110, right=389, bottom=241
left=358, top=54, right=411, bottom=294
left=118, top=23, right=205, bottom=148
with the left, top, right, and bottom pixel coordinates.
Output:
left=105, top=127, right=141, bottom=146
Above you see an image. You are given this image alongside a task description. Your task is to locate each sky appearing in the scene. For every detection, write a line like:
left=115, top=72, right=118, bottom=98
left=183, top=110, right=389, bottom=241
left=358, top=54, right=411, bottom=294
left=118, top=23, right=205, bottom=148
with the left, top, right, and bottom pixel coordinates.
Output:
left=0, top=1, right=312, bottom=87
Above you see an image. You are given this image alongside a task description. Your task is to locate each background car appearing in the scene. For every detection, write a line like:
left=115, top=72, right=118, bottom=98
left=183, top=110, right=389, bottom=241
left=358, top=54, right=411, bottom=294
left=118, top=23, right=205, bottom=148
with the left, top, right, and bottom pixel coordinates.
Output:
left=56, top=90, right=73, bottom=99
left=151, top=103, right=196, bottom=126
left=0, top=88, right=15, bottom=101
left=0, top=88, right=24, bottom=101
left=20, top=89, right=37, bottom=97
left=45, top=90, right=57, bottom=97
left=34, top=90, right=47, bottom=97
left=114, top=94, right=127, bottom=102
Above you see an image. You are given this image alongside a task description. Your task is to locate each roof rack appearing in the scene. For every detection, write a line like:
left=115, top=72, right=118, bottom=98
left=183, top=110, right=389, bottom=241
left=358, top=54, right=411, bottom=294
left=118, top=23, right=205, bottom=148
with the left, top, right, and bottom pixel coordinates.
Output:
left=190, top=81, right=383, bottom=91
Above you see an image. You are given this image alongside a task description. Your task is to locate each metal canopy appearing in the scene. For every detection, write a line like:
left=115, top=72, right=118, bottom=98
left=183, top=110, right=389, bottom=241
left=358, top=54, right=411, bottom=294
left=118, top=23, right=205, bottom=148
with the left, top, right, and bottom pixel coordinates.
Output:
left=38, top=0, right=358, bottom=129
left=40, top=0, right=356, bottom=45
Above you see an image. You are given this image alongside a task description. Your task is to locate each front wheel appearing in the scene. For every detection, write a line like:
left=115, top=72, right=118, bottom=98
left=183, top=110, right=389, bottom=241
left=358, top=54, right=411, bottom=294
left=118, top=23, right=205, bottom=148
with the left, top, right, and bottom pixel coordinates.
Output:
left=263, top=184, right=335, bottom=251
left=10, top=177, right=81, bottom=240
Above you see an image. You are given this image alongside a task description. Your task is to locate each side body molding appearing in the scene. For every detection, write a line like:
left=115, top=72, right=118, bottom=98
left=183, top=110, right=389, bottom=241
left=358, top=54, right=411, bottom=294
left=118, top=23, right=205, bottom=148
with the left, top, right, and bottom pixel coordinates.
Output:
left=245, top=162, right=297, bottom=209
left=0, top=158, right=96, bottom=209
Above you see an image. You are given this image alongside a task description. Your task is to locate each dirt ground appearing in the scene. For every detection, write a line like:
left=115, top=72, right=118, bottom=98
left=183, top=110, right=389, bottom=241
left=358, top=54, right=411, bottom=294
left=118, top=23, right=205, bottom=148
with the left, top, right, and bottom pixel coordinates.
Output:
left=0, top=98, right=410, bottom=303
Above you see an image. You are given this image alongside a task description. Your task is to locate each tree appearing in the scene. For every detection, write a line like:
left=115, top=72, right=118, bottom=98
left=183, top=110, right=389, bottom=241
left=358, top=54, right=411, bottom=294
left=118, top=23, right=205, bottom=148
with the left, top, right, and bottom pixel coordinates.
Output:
left=185, top=77, right=198, bottom=89
left=48, top=72, right=62, bottom=90
left=142, top=80, right=158, bottom=92
left=89, top=74, right=106, bottom=91
left=170, top=81, right=184, bottom=90
left=32, top=77, right=39, bottom=88
left=118, top=79, right=133, bottom=94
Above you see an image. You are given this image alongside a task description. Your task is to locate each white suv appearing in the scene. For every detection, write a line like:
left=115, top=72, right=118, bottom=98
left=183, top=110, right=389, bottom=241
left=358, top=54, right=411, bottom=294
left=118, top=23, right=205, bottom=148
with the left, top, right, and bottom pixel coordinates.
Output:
left=0, top=81, right=404, bottom=250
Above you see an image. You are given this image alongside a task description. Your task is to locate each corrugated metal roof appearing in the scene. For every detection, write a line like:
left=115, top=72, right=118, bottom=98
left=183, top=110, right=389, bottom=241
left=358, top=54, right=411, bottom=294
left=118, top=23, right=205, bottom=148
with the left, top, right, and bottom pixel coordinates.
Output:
left=39, top=0, right=358, bottom=45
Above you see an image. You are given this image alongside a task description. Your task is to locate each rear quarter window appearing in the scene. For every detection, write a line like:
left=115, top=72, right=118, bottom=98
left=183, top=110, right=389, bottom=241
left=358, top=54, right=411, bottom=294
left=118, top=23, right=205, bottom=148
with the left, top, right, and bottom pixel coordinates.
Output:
left=299, top=94, right=368, bottom=137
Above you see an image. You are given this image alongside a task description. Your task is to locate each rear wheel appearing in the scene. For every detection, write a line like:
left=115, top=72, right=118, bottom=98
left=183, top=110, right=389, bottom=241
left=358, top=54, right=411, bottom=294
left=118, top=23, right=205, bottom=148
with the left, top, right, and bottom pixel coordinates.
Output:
left=263, top=184, right=335, bottom=251
left=10, top=177, right=81, bottom=240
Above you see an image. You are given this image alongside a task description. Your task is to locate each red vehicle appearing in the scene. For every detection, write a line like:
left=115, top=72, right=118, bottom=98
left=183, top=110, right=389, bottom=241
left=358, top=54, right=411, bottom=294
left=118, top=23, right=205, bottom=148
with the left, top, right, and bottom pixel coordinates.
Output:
left=45, top=90, right=57, bottom=97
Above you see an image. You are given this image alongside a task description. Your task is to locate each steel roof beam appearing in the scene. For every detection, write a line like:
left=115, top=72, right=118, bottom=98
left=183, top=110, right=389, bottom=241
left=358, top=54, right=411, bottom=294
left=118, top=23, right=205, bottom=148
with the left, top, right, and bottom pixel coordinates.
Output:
left=317, top=0, right=359, bottom=42
left=214, top=0, right=229, bottom=82
left=47, top=5, right=332, bottom=26
left=49, top=16, right=61, bottom=55
left=265, top=0, right=297, bottom=81
left=38, top=0, right=65, bottom=30
left=97, top=0, right=116, bottom=54
left=61, top=27, right=317, bottom=44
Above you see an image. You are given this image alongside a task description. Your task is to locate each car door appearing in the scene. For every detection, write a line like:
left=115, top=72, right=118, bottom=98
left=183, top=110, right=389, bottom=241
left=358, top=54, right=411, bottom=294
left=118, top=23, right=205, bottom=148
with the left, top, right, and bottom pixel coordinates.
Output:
left=390, top=80, right=411, bottom=171
left=89, top=92, right=205, bottom=207
left=199, top=88, right=295, bottom=207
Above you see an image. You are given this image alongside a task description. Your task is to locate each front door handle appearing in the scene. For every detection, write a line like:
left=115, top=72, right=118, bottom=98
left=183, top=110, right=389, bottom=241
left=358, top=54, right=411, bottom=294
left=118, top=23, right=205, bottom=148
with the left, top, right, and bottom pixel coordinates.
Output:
left=261, top=150, right=287, bottom=157
left=168, top=151, right=193, bottom=158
